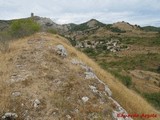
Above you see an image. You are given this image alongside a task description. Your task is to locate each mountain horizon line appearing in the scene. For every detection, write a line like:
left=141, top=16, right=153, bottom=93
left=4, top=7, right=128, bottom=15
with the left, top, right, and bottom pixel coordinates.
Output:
left=0, top=15, right=160, bottom=28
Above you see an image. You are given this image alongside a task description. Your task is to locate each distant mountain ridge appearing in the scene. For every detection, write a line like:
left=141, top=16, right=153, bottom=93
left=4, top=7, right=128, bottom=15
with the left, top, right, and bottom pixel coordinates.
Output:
left=1, top=16, right=160, bottom=34
left=142, top=26, right=160, bottom=32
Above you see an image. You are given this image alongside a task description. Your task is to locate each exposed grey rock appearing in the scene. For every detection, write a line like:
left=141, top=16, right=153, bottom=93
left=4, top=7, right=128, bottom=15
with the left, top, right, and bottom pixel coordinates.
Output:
left=110, top=97, right=133, bottom=120
left=24, top=116, right=32, bottom=120
left=105, top=85, right=112, bottom=96
left=71, top=58, right=84, bottom=65
left=12, top=91, right=21, bottom=97
left=34, top=16, right=70, bottom=33
left=74, top=109, right=79, bottom=113
left=33, top=99, right=41, bottom=108
left=9, top=71, right=31, bottom=84
left=82, top=96, right=89, bottom=103
left=2, top=112, right=18, bottom=120
left=71, top=58, right=132, bottom=119
left=72, top=58, right=112, bottom=96
left=55, top=44, right=68, bottom=57
left=66, top=115, right=72, bottom=119
left=89, top=85, right=98, bottom=93
left=95, top=78, right=112, bottom=96
left=36, top=17, right=54, bottom=27
left=85, top=72, right=96, bottom=79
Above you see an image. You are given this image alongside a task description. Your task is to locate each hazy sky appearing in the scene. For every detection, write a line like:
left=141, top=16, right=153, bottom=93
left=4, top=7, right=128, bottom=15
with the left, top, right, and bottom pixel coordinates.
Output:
left=0, top=0, right=160, bottom=26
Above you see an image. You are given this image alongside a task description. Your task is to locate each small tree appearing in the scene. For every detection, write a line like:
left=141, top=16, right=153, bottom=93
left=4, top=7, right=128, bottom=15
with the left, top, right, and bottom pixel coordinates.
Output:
left=10, top=18, right=40, bottom=38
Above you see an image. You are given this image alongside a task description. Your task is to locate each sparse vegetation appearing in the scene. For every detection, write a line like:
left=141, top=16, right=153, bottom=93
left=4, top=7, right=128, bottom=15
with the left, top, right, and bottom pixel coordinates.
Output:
left=157, top=66, right=160, bottom=73
left=0, top=38, right=10, bottom=53
left=142, top=26, right=160, bottom=32
left=109, top=70, right=132, bottom=87
left=83, top=48, right=98, bottom=56
left=0, top=31, right=11, bottom=52
left=47, top=28, right=57, bottom=34
left=99, top=53, right=160, bottom=72
left=71, top=23, right=89, bottom=31
left=121, top=37, right=160, bottom=46
left=110, top=27, right=126, bottom=33
left=105, top=25, right=126, bottom=33
left=143, top=92, right=160, bottom=110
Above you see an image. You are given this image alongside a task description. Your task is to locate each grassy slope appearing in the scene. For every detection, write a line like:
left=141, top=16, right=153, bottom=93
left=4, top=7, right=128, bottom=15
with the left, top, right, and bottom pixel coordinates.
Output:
left=0, top=33, right=159, bottom=120
left=47, top=33, right=160, bottom=116
left=83, top=35, right=160, bottom=110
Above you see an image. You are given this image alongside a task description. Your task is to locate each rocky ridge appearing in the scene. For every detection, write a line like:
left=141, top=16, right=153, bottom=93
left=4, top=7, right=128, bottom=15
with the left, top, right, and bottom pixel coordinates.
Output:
left=1, top=33, right=132, bottom=120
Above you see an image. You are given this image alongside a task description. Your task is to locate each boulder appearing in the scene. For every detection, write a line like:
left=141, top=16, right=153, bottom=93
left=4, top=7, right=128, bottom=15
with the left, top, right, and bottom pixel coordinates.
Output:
left=12, top=91, right=21, bottom=97
left=82, top=96, right=89, bottom=103
left=33, top=99, right=41, bottom=108
left=2, top=112, right=18, bottom=120
left=55, top=45, right=68, bottom=57
left=85, top=72, right=96, bottom=79
left=105, top=85, right=112, bottom=96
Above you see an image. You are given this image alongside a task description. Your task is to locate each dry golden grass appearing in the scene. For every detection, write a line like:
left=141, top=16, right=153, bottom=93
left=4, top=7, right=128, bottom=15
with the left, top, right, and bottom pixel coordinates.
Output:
left=0, top=32, right=159, bottom=120
left=42, top=33, right=159, bottom=120
left=0, top=36, right=31, bottom=116
left=0, top=52, right=12, bottom=116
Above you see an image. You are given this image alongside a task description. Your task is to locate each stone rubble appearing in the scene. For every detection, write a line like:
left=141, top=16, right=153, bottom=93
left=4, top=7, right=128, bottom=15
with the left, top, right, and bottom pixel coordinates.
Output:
left=2, top=112, right=18, bottom=120
left=85, top=72, right=97, bottom=79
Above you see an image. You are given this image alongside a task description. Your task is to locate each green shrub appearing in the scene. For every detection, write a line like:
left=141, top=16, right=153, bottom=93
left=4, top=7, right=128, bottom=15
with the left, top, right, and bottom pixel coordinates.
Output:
left=10, top=18, right=40, bottom=38
left=0, top=31, right=11, bottom=52
left=71, top=23, right=89, bottom=31
left=110, top=27, right=126, bottom=33
left=83, top=48, right=97, bottom=56
left=47, top=29, right=57, bottom=34
left=157, top=66, right=160, bottom=73
left=109, top=70, right=132, bottom=87
left=143, top=92, right=160, bottom=110
left=100, top=53, right=160, bottom=72
left=105, top=25, right=126, bottom=33
left=67, top=38, right=77, bottom=46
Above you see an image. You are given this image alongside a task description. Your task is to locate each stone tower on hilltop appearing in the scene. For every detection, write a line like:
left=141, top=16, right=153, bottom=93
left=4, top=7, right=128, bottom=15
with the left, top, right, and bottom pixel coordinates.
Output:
left=31, top=13, right=34, bottom=17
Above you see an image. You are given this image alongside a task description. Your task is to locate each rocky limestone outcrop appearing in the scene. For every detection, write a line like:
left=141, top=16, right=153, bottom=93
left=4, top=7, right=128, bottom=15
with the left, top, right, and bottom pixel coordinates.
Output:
left=33, top=16, right=69, bottom=33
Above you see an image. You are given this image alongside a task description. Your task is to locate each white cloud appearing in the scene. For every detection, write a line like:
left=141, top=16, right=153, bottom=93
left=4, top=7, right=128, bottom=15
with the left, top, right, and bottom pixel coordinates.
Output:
left=0, top=0, right=160, bottom=26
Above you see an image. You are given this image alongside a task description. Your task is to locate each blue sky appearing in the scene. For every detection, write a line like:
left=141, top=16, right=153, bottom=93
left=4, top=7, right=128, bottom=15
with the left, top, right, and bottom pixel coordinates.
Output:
left=0, top=0, right=160, bottom=26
